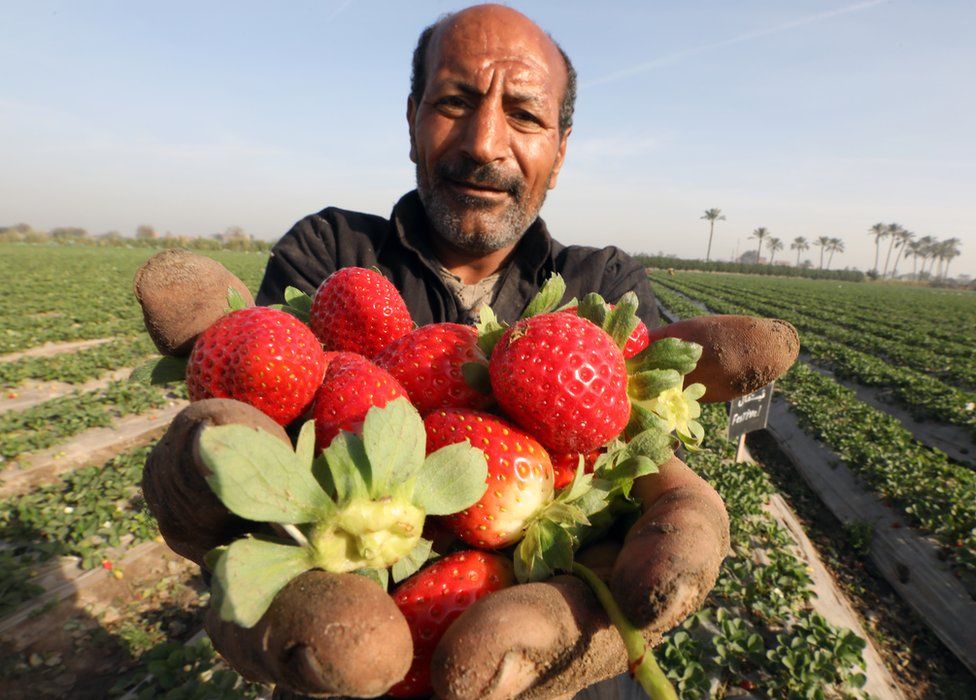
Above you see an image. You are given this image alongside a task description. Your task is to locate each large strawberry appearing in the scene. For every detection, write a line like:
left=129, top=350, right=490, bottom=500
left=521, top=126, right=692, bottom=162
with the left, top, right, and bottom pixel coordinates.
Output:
left=185, top=306, right=327, bottom=425
left=489, top=312, right=630, bottom=455
left=389, top=551, right=515, bottom=698
left=312, top=352, right=409, bottom=450
left=424, top=408, right=554, bottom=549
left=374, top=323, right=489, bottom=414
left=309, top=267, right=413, bottom=358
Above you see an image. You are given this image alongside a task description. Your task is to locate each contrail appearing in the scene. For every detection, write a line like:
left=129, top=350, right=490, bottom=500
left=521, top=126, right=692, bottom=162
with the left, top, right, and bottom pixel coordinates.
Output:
left=325, top=0, right=357, bottom=22
left=583, top=0, right=891, bottom=88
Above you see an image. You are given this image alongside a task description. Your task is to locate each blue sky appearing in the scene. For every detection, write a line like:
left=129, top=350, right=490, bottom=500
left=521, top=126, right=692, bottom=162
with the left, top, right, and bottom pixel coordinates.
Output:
left=2, top=1, right=973, bottom=276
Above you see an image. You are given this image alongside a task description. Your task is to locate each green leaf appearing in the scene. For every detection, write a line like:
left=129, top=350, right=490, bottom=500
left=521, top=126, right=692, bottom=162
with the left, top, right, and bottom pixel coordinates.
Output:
left=129, top=356, right=188, bottom=385
left=281, top=286, right=312, bottom=323
left=539, top=501, right=589, bottom=528
left=213, top=537, right=313, bottom=628
left=628, top=368, right=683, bottom=401
left=521, top=273, right=566, bottom=318
left=603, top=292, right=640, bottom=350
left=391, top=537, right=434, bottom=583
left=321, top=431, right=370, bottom=505
left=354, top=567, right=390, bottom=591
left=627, top=337, right=702, bottom=376
left=461, top=361, right=492, bottom=395
left=414, top=442, right=488, bottom=515
left=577, top=293, right=609, bottom=327
left=515, top=520, right=574, bottom=583
left=626, top=404, right=672, bottom=437
left=627, top=427, right=675, bottom=465
left=363, top=398, right=426, bottom=496
left=199, top=424, right=334, bottom=524
left=476, top=305, right=507, bottom=356
left=294, top=420, right=316, bottom=468
left=226, top=286, right=249, bottom=311
left=601, top=455, right=658, bottom=484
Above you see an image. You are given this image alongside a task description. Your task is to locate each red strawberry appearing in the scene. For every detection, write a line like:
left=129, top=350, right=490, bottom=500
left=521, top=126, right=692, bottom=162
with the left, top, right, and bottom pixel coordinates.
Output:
left=561, top=304, right=649, bottom=358
left=312, top=352, right=409, bottom=450
left=374, top=323, right=489, bottom=414
left=489, top=312, right=630, bottom=454
left=309, top=267, right=413, bottom=358
left=550, top=449, right=601, bottom=490
left=389, top=551, right=514, bottom=698
left=424, top=409, right=554, bottom=548
left=186, top=306, right=327, bottom=425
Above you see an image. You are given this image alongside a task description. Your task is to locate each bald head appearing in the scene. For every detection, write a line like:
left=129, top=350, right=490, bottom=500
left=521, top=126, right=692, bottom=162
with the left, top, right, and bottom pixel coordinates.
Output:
left=411, top=4, right=577, bottom=134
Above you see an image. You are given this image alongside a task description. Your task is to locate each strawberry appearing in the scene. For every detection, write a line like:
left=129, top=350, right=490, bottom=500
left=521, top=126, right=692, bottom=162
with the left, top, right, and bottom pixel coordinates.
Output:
left=374, top=323, right=489, bottom=414
left=312, top=352, right=409, bottom=450
left=389, top=551, right=515, bottom=698
left=308, top=267, right=413, bottom=358
left=489, top=312, right=630, bottom=455
left=185, top=306, right=327, bottom=425
left=424, top=408, right=554, bottom=548
left=561, top=304, right=649, bottom=358
left=550, top=449, right=601, bottom=490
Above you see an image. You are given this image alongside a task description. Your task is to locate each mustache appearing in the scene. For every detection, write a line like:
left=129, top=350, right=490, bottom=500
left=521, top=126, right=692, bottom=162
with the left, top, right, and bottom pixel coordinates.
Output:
left=435, top=158, right=524, bottom=198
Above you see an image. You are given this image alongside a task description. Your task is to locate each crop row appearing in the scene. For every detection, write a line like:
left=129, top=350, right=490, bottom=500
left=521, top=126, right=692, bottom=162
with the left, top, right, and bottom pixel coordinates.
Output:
left=652, top=276, right=976, bottom=436
left=652, top=283, right=976, bottom=574
left=0, top=336, right=156, bottom=388
left=0, top=446, right=158, bottom=616
left=0, top=380, right=181, bottom=461
left=652, top=273, right=976, bottom=390
left=0, top=245, right=269, bottom=353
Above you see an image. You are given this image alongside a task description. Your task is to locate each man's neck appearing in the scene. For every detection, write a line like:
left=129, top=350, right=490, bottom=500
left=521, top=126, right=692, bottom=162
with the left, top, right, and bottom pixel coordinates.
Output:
left=428, top=234, right=518, bottom=285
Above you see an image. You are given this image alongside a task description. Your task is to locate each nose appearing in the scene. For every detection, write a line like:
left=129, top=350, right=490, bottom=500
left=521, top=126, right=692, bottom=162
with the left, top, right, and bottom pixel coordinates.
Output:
left=460, top=99, right=508, bottom=165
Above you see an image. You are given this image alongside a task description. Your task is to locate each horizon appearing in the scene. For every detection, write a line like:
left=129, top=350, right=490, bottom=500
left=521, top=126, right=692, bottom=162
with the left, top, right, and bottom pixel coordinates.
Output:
left=2, top=1, right=973, bottom=277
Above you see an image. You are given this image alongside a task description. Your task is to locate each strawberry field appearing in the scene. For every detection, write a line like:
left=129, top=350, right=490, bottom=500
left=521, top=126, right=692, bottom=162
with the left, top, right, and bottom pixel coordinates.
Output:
left=1, top=242, right=974, bottom=698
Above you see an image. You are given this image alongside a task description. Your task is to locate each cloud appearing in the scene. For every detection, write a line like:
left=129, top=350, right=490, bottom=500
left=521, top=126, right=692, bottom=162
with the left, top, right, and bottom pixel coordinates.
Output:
left=583, top=0, right=891, bottom=88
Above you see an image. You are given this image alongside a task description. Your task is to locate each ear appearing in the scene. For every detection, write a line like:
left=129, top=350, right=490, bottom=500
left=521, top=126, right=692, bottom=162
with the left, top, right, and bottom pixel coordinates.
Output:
left=547, top=126, right=571, bottom=190
left=407, top=96, right=418, bottom=164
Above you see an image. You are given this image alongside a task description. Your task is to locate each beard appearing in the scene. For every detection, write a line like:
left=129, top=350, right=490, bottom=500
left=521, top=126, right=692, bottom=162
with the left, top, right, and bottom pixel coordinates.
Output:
left=416, top=157, right=546, bottom=256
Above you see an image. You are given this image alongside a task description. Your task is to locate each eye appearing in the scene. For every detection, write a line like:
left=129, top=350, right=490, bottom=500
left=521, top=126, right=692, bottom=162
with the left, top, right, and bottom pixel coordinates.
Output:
left=435, top=95, right=469, bottom=114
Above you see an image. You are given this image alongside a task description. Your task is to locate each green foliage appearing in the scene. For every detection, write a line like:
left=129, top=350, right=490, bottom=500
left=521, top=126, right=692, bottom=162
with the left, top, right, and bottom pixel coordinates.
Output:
left=0, top=336, right=157, bottom=388
left=634, top=254, right=866, bottom=281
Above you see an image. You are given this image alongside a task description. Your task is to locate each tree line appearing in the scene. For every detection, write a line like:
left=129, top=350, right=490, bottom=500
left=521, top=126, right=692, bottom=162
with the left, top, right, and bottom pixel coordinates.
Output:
left=0, top=223, right=273, bottom=252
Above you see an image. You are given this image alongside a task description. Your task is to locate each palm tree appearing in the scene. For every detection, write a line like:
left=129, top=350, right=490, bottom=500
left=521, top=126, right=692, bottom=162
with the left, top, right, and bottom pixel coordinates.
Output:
left=790, top=236, right=809, bottom=266
left=701, top=209, right=726, bottom=262
left=915, top=235, right=936, bottom=278
left=939, top=238, right=961, bottom=280
left=767, top=237, right=784, bottom=265
left=815, top=235, right=831, bottom=269
left=906, top=238, right=923, bottom=278
left=751, top=227, right=770, bottom=263
left=889, top=228, right=914, bottom=279
left=868, top=222, right=887, bottom=274
left=826, top=237, right=845, bottom=269
left=882, top=222, right=903, bottom=278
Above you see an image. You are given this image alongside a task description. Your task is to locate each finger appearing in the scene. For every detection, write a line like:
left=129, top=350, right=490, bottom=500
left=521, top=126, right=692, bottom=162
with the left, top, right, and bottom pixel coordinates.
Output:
left=647, top=314, right=799, bottom=402
left=613, top=458, right=729, bottom=633
left=134, top=248, right=253, bottom=357
left=142, top=398, right=291, bottom=566
left=431, top=576, right=627, bottom=700
left=207, top=570, right=412, bottom=698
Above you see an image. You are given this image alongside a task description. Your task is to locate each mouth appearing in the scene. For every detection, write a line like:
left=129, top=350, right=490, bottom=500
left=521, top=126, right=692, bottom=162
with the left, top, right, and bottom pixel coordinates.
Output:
left=446, top=178, right=511, bottom=200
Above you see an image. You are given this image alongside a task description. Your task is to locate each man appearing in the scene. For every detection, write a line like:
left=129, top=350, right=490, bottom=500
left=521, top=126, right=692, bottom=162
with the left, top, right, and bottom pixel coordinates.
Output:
left=255, top=4, right=658, bottom=331
left=255, top=5, right=727, bottom=698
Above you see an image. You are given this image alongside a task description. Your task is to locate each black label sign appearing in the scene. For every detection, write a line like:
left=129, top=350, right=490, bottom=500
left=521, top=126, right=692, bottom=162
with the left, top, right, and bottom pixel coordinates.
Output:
left=727, top=382, right=774, bottom=440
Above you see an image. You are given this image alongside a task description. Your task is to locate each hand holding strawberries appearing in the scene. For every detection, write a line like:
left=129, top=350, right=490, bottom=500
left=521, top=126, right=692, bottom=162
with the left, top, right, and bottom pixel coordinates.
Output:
left=133, top=252, right=798, bottom=699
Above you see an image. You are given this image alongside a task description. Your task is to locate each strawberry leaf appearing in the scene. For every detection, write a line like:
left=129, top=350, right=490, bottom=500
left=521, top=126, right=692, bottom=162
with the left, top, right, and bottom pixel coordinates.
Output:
left=200, top=424, right=335, bottom=524
left=627, top=337, right=702, bottom=376
left=461, top=361, right=492, bottom=395
left=626, top=403, right=672, bottom=437
left=363, top=398, right=426, bottom=496
left=626, top=428, right=675, bottom=466
left=514, top=520, right=574, bottom=583
left=129, top=356, right=188, bottom=385
left=577, top=293, right=610, bottom=327
left=320, top=431, right=370, bottom=505
left=354, top=568, right=390, bottom=591
left=294, top=420, right=316, bottom=467
left=628, top=368, right=683, bottom=401
left=213, top=536, right=313, bottom=628
left=521, top=273, right=566, bottom=318
left=280, top=286, right=312, bottom=323
left=414, top=442, right=488, bottom=515
left=227, top=286, right=249, bottom=311
left=391, top=537, right=434, bottom=583
left=476, top=306, right=508, bottom=356
left=603, top=292, right=640, bottom=350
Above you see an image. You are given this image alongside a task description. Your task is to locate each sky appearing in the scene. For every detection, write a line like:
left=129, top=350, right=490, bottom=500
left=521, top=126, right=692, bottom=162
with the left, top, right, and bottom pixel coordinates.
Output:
left=2, top=0, right=974, bottom=277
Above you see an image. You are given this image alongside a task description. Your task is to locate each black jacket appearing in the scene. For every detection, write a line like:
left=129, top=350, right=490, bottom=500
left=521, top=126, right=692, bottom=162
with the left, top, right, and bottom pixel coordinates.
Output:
left=256, top=191, right=659, bottom=328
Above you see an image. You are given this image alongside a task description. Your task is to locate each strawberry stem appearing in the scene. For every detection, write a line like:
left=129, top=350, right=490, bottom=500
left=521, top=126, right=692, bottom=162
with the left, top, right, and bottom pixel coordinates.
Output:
left=571, top=563, right=677, bottom=700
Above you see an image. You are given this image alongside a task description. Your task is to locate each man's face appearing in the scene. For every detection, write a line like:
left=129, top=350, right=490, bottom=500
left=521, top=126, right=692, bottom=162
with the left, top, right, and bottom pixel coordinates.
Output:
left=408, top=7, right=571, bottom=256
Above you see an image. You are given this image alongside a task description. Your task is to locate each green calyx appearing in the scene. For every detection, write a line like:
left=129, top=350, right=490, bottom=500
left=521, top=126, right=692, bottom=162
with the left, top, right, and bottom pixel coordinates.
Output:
left=198, top=397, right=488, bottom=628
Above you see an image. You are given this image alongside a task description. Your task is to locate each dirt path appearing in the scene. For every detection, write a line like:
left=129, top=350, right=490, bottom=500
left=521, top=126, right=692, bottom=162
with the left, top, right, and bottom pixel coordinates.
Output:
left=0, top=338, right=114, bottom=364
left=0, top=368, right=134, bottom=416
